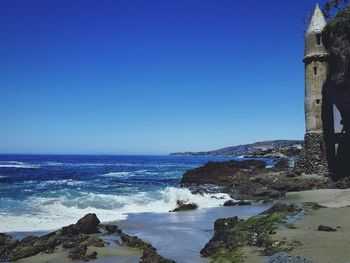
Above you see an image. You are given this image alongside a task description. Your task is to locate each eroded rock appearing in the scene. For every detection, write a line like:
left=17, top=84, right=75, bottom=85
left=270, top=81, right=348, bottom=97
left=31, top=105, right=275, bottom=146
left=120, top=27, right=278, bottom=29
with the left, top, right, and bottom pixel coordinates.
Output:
left=171, top=201, right=198, bottom=212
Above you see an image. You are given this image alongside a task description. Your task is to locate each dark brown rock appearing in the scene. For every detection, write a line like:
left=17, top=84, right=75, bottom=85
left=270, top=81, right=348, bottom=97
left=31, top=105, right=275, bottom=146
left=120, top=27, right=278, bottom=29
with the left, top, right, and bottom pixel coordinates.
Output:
left=171, top=201, right=198, bottom=212
left=318, top=225, right=337, bottom=232
left=75, top=213, right=100, bottom=234
left=140, top=246, right=175, bottom=263
left=61, top=224, right=79, bottom=236
left=0, top=233, right=16, bottom=262
left=68, top=244, right=88, bottom=260
left=180, top=160, right=266, bottom=185
left=223, top=199, right=252, bottom=206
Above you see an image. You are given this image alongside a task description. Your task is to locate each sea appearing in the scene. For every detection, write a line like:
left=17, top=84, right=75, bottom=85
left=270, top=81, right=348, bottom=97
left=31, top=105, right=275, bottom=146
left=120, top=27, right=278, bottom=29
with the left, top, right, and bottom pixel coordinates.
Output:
left=0, top=154, right=275, bottom=233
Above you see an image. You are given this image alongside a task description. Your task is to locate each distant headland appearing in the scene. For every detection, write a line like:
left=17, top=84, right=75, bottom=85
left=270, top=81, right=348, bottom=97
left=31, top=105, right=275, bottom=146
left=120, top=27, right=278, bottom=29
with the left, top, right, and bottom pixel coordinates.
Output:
left=170, top=140, right=302, bottom=157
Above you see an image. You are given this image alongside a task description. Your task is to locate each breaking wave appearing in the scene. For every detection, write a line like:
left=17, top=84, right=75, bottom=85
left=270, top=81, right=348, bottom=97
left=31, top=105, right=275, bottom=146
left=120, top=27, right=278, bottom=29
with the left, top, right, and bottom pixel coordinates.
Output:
left=0, top=187, right=231, bottom=232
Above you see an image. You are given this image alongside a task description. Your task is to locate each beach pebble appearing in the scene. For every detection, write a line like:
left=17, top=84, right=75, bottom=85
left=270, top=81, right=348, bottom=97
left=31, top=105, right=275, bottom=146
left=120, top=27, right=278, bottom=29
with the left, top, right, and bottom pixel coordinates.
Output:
left=317, top=225, right=337, bottom=232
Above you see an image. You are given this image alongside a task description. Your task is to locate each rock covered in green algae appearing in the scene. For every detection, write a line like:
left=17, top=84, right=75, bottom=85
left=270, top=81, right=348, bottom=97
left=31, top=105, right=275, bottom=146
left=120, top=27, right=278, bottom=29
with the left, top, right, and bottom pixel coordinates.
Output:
left=0, top=213, right=177, bottom=262
left=0, top=233, right=16, bottom=261
left=1, top=214, right=104, bottom=262
left=120, top=232, right=175, bottom=263
left=201, top=203, right=302, bottom=262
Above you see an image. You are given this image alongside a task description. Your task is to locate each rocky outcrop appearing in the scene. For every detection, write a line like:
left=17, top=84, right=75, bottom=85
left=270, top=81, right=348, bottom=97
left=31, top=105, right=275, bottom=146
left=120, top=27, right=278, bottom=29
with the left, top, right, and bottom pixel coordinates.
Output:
left=223, top=200, right=252, bottom=206
left=119, top=232, right=175, bottom=263
left=0, top=214, right=175, bottom=263
left=200, top=203, right=302, bottom=262
left=0, top=214, right=104, bottom=262
left=181, top=160, right=266, bottom=185
left=170, top=201, right=198, bottom=212
left=181, top=160, right=328, bottom=199
left=75, top=213, right=100, bottom=234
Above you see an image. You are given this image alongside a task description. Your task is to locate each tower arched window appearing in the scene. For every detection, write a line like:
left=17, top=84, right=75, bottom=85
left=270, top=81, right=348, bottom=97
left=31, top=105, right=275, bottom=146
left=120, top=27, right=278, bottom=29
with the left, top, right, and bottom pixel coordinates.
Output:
left=316, top=34, right=321, bottom=46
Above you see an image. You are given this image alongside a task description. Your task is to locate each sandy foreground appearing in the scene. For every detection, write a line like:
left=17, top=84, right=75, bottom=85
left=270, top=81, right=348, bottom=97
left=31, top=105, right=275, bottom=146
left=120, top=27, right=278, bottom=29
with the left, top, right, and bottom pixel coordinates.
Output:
left=18, top=246, right=142, bottom=263
left=13, top=189, right=350, bottom=263
left=245, top=189, right=350, bottom=263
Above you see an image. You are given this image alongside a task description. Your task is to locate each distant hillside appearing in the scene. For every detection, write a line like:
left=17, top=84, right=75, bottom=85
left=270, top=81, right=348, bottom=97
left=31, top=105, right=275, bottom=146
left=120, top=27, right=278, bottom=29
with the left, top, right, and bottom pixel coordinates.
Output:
left=170, top=140, right=303, bottom=157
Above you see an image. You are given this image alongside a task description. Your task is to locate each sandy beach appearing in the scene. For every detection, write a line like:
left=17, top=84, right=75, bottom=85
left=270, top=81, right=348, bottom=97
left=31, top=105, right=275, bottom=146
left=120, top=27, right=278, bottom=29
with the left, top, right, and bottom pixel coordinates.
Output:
left=272, top=189, right=350, bottom=263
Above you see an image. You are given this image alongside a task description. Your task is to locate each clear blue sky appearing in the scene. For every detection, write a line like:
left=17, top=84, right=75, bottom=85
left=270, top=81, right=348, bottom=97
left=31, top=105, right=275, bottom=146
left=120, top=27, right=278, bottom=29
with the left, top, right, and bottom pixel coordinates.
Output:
left=0, top=0, right=328, bottom=155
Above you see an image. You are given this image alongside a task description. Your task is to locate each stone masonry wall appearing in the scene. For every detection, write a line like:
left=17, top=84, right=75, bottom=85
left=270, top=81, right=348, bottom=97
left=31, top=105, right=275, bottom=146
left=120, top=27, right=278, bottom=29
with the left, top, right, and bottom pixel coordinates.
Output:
left=295, top=132, right=329, bottom=175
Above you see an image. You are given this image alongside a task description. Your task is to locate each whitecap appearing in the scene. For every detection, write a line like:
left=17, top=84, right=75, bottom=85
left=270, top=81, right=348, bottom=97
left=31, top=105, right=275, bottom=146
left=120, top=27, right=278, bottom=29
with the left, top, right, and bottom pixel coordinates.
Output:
left=101, top=172, right=133, bottom=177
left=0, top=161, right=39, bottom=169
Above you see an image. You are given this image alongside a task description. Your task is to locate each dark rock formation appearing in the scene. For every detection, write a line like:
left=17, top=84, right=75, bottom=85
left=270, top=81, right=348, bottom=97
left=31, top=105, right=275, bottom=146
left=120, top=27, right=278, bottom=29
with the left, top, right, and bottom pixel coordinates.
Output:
left=170, top=201, right=198, bottom=212
left=0, top=233, right=16, bottom=262
left=0, top=214, right=176, bottom=262
left=223, top=199, right=252, bottom=206
left=322, top=5, right=350, bottom=178
left=181, top=160, right=266, bottom=185
left=318, top=225, right=337, bottom=232
left=200, top=203, right=302, bottom=261
left=75, top=213, right=100, bottom=234
left=181, top=160, right=328, bottom=199
left=2, top=213, right=104, bottom=262
left=120, top=232, right=175, bottom=263
left=141, top=246, right=175, bottom=263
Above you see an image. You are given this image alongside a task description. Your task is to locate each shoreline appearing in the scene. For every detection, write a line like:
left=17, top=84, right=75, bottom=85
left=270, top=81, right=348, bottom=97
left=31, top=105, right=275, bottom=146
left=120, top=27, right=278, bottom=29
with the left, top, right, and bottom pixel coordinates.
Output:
left=4, top=188, right=350, bottom=262
left=4, top=204, right=270, bottom=263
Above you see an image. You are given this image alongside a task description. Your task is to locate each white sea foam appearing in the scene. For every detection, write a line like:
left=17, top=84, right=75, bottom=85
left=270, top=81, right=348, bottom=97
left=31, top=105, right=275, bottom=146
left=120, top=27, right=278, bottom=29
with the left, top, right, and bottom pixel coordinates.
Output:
left=101, top=172, right=133, bottom=177
left=0, top=161, right=39, bottom=169
left=0, top=187, right=231, bottom=232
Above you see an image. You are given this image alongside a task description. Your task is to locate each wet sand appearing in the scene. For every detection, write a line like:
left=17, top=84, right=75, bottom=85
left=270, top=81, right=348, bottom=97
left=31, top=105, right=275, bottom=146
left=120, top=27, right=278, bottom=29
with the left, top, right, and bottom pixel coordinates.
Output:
left=272, top=189, right=350, bottom=263
left=118, top=204, right=270, bottom=263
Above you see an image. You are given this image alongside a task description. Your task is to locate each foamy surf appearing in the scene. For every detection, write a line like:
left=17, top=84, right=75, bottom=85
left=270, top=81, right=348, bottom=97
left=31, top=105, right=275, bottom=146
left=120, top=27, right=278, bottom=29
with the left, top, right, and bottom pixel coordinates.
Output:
left=0, top=187, right=231, bottom=232
left=0, top=161, right=39, bottom=169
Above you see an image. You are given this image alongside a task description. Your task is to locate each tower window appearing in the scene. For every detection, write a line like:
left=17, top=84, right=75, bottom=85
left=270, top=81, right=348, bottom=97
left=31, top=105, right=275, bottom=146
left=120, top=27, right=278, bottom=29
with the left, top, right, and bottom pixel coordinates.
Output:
left=314, top=67, right=318, bottom=76
left=316, top=99, right=320, bottom=105
left=316, top=34, right=321, bottom=45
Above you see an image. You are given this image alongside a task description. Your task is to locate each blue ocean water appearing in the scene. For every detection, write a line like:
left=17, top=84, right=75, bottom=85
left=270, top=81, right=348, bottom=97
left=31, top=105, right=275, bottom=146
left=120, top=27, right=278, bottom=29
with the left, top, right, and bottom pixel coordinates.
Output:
left=0, top=155, right=273, bottom=232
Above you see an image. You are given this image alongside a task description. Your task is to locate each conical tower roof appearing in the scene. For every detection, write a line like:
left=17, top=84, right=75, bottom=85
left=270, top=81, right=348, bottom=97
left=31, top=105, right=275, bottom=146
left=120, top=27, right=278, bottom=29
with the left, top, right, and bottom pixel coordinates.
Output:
left=307, top=4, right=327, bottom=33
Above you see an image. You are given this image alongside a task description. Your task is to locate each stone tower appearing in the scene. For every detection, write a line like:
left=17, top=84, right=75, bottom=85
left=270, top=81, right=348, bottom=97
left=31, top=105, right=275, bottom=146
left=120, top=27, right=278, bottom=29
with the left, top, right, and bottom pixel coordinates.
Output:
left=302, top=4, right=329, bottom=174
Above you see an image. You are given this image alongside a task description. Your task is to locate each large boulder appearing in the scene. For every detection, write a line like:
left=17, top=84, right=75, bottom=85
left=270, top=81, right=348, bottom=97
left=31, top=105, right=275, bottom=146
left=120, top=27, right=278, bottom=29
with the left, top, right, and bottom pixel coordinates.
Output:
left=170, top=201, right=198, bottom=212
left=75, top=213, right=100, bottom=234
left=181, top=160, right=266, bottom=185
